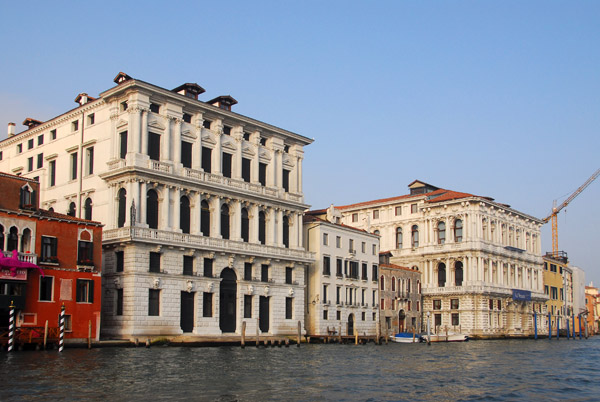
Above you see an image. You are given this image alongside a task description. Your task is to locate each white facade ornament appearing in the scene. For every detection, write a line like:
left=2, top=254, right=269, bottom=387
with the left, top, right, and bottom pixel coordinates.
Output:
left=207, top=283, right=214, bottom=292
left=186, top=280, right=194, bottom=293
left=288, top=288, right=294, bottom=296
left=264, top=286, right=270, bottom=295
left=248, top=285, right=254, bottom=294
left=114, top=277, right=121, bottom=288
left=153, top=277, right=161, bottom=289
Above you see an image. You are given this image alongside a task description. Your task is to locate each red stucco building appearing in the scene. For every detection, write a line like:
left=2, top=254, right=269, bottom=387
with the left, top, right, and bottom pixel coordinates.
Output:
left=0, top=172, right=102, bottom=344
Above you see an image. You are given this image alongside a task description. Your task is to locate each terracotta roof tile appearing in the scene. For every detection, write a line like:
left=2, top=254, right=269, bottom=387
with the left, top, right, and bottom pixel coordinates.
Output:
left=380, top=263, right=421, bottom=273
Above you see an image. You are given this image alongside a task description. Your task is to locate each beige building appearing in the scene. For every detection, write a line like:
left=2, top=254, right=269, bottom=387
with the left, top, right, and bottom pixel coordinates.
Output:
left=337, top=180, right=548, bottom=338
left=0, top=72, right=314, bottom=339
left=303, top=206, right=379, bottom=337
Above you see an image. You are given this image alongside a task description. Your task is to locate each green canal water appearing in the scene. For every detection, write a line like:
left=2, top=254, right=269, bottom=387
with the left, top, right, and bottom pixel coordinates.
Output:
left=1, top=337, right=598, bottom=401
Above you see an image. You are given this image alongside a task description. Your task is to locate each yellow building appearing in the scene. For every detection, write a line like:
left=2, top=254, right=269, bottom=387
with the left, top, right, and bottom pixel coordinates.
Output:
left=542, top=253, right=570, bottom=331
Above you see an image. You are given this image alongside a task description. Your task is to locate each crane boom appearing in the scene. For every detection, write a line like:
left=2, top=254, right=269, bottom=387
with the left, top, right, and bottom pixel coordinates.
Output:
left=542, top=168, right=600, bottom=257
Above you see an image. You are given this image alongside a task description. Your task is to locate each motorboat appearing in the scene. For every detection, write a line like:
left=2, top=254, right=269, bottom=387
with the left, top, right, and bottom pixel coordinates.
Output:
left=389, top=332, right=422, bottom=343
left=425, top=332, right=468, bottom=342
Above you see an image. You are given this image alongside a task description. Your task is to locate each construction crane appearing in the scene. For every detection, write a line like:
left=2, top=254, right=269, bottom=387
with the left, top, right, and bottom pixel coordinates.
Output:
left=542, top=168, right=600, bottom=257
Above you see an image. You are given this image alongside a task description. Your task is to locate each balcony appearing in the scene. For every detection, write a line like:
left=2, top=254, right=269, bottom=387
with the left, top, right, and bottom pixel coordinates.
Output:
left=2, top=251, right=37, bottom=265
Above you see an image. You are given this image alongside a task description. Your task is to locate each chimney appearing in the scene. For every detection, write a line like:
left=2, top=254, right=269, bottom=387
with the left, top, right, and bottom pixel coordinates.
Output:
left=74, top=93, right=96, bottom=105
left=8, top=122, right=15, bottom=137
left=22, top=118, right=43, bottom=130
left=172, top=83, right=205, bottom=100
left=207, top=95, right=238, bottom=111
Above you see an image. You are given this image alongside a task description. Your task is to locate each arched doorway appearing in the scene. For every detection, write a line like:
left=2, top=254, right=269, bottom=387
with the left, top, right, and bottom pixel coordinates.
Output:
left=347, top=313, right=355, bottom=336
left=219, top=268, right=237, bottom=333
left=398, top=310, right=406, bottom=333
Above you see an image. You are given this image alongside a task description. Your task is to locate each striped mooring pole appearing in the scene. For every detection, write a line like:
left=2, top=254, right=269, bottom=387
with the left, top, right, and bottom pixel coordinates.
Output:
left=8, top=300, right=15, bottom=352
left=59, top=304, right=65, bottom=352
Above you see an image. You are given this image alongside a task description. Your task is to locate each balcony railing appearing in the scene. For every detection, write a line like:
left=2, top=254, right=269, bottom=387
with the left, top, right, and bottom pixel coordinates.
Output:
left=103, top=227, right=314, bottom=262
left=2, top=251, right=37, bottom=265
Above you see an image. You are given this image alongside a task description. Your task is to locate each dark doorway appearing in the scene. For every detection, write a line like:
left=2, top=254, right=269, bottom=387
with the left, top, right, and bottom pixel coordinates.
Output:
left=180, top=291, right=194, bottom=333
left=399, top=310, right=406, bottom=333
left=219, top=268, right=237, bottom=333
left=347, top=313, right=355, bottom=336
left=259, top=296, right=270, bottom=333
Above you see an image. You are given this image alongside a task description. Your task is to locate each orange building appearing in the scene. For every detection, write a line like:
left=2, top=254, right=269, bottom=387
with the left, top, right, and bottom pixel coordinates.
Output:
left=0, top=173, right=103, bottom=345
left=584, top=285, right=598, bottom=335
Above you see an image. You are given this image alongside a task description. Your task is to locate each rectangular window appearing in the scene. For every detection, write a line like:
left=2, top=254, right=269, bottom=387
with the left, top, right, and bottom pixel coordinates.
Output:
left=285, top=297, right=293, bottom=319
left=452, top=313, right=460, bottom=326
left=183, top=113, right=192, bottom=123
left=41, top=236, right=58, bottom=263
left=433, top=300, right=442, bottom=310
left=395, top=206, right=402, bottom=216
left=87, top=113, right=95, bottom=126
left=37, top=134, right=44, bottom=146
left=282, top=169, right=290, bottom=192
left=350, top=261, right=359, bottom=279
left=435, top=314, right=442, bottom=327
left=37, top=153, right=43, bottom=169
left=203, top=292, right=213, bottom=317
left=201, top=147, right=212, bottom=173
left=28, top=138, right=34, bottom=149
left=202, top=119, right=212, bottom=129
left=27, top=157, right=33, bottom=172
left=50, top=129, right=57, bottom=140
left=86, top=147, right=94, bottom=175
left=183, top=256, right=194, bottom=276
left=259, top=162, right=267, bottom=186
left=116, top=289, right=123, bottom=315
left=380, top=298, right=385, bottom=310
left=323, top=310, right=328, bottom=320
left=49, top=160, right=56, bottom=187
left=373, top=210, right=379, bottom=219
left=149, top=252, right=161, bottom=273
left=372, top=244, right=377, bottom=255
left=148, top=132, right=161, bottom=161
left=337, top=311, right=341, bottom=320
left=361, top=242, right=366, bottom=253
left=489, top=299, right=494, bottom=310
left=119, top=131, right=128, bottom=159
left=204, top=258, right=213, bottom=278
left=362, top=263, right=368, bottom=280
left=372, top=265, right=378, bottom=281
left=241, top=158, right=251, bottom=182
left=75, top=279, right=95, bottom=303
left=285, top=267, right=293, bottom=284
left=323, top=256, right=331, bottom=276
left=349, top=239, right=354, bottom=253
left=72, top=120, right=79, bottom=132
left=261, top=264, right=269, bottom=282
left=115, top=251, right=124, bottom=272
left=352, top=213, right=358, bottom=222
left=411, top=204, right=417, bottom=213
left=336, top=287, right=341, bottom=304
left=77, top=241, right=94, bottom=266
left=223, top=125, right=231, bottom=135
left=149, top=289, right=160, bottom=316
left=451, top=299, right=459, bottom=309
left=244, top=263, right=253, bottom=281
left=70, top=152, right=78, bottom=180
left=181, top=141, right=192, bottom=168
left=222, top=152, right=232, bottom=178
left=244, top=295, right=252, bottom=318
left=323, top=285, right=328, bottom=303
left=0, top=151, right=2, bottom=161
left=39, top=276, right=53, bottom=301
left=150, top=103, right=160, bottom=113
left=336, top=236, right=341, bottom=248
left=497, top=300, right=502, bottom=310
left=336, top=258, right=343, bottom=277
left=323, top=233, right=328, bottom=246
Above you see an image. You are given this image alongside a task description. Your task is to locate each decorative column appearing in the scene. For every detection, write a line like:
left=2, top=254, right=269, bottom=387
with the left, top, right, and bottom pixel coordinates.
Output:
left=212, top=197, right=222, bottom=238
left=192, top=192, right=201, bottom=235
left=141, top=109, right=148, bottom=156
left=162, top=117, right=171, bottom=161
left=275, top=209, right=283, bottom=247
left=233, top=126, right=244, bottom=180
left=232, top=199, right=242, bottom=241
left=249, top=204, right=259, bottom=243
left=213, top=120, right=223, bottom=174
left=110, top=110, right=119, bottom=159
left=297, top=154, right=304, bottom=194
left=173, top=119, right=182, bottom=165
left=140, top=181, right=147, bottom=226
left=250, top=131, right=261, bottom=184
left=193, top=114, right=203, bottom=170
left=161, top=186, right=171, bottom=230
left=173, top=187, right=181, bottom=232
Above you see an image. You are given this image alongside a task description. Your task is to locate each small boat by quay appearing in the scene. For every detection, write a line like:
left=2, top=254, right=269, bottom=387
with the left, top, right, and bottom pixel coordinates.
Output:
left=426, top=332, right=468, bottom=342
left=390, top=332, right=422, bottom=343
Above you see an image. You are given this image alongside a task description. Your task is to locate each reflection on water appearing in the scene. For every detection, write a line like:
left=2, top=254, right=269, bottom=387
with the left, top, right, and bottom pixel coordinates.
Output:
left=1, top=338, right=599, bottom=401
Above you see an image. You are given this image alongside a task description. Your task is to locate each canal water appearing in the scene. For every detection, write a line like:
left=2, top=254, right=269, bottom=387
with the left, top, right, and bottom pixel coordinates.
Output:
left=1, top=337, right=599, bottom=401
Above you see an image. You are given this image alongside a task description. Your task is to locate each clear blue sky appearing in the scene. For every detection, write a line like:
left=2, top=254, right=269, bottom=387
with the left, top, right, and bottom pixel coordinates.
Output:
left=1, top=1, right=598, bottom=285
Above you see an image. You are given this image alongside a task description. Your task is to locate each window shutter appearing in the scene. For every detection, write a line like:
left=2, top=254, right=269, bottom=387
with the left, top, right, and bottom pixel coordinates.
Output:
left=89, top=280, right=94, bottom=303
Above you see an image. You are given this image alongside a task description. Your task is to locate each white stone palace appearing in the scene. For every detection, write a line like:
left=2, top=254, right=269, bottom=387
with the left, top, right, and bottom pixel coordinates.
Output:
left=337, top=180, right=548, bottom=338
left=0, top=72, right=314, bottom=339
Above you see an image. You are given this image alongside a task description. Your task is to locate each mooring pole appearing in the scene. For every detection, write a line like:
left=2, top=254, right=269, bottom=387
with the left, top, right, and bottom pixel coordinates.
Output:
left=566, top=317, right=570, bottom=340
left=579, top=315, right=583, bottom=340
left=556, top=316, right=560, bottom=340
left=88, top=320, right=92, bottom=349
left=59, top=304, right=65, bottom=352
left=43, top=320, right=48, bottom=350
left=426, top=312, right=431, bottom=346
left=584, top=314, right=589, bottom=339
left=548, top=313, right=552, bottom=340
left=256, top=317, right=260, bottom=347
left=297, top=321, right=301, bottom=347
left=534, top=311, right=538, bottom=340
left=572, top=315, right=575, bottom=339
left=8, top=300, right=15, bottom=352
left=241, top=321, right=246, bottom=348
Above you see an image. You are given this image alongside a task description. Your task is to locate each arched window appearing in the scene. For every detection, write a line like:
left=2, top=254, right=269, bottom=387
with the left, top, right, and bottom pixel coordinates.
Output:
left=391, top=277, right=396, bottom=292
left=0, top=224, right=3, bottom=251
left=411, top=225, right=419, bottom=248
left=180, top=195, right=190, bottom=234
left=20, top=228, right=31, bottom=253
left=7, top=227, right=18, bottom=251
left=454, top=219, right=463, bottom=242
left=437, top=221, right=445, bottom=244
left=374, top=229, right=380, bottom=236
left=396, top=227, right=403, bottom=249
left=20, top=185, right=34, bottom=208
left=408, top=300, right=412, bottom=311
left=48, top=207, right=54, bottom=213
left=241, top=208, right=249, bottom=242
left=438, top=263, right=446, bottom=287
left=258, top=211, right=266, bottom=245
left=84, top=197, right=93, bottom=221
left=220, top=204, right=230, bottom=240
left=117, top=189, right=126, bottom=227
left=147, top=190, right=159, bottom=229
left=282, top=215, right=289, bottom=248
left=380, top=275, right=385, bottom=291
left=455, top=261, right=463, bottom=286
left=417, top=280, right=421, bottom=293
left=68, top=202, right=76, bottom=217
left=201, top=200, right=210, bottom=236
